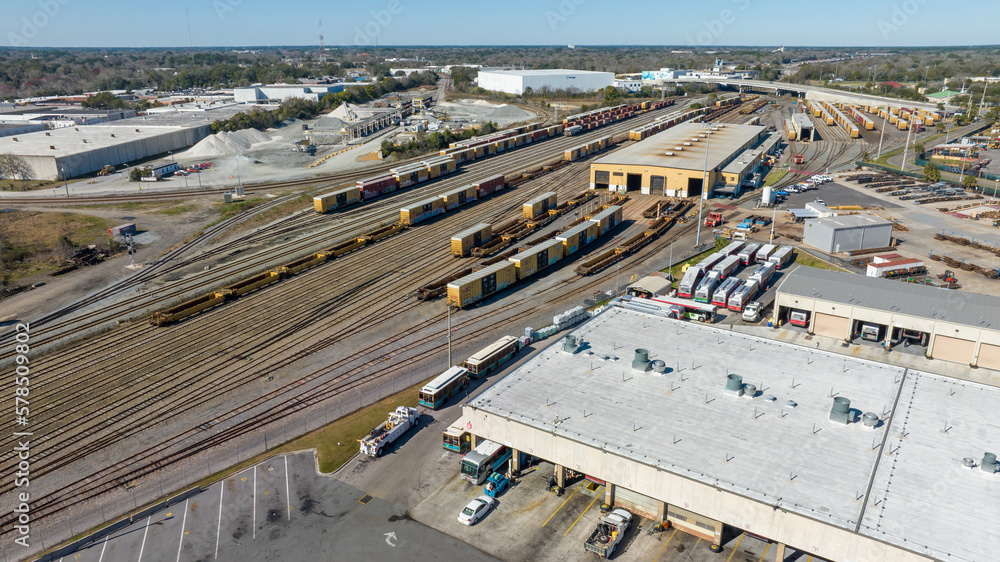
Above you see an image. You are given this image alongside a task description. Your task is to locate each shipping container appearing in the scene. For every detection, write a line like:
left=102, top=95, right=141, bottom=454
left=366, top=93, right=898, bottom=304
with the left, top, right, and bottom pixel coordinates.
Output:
left=400, top=196, right=446, bottom=225
left=712, top=277, right=742, bottom=307
left=441, top=184, right=478, bottom=210
left=737, top=243, right=760, bottom=265
left=588, top=205, right=623, bottom=236
left=447, top=261, right=517, bottom=308
left=523, top=192, right=557, bottom=219
left=556, top=222, right=600, bottom=255
left=314, top=186, right=362, bottom=213
left=756, top=244, right=777, bottom=263
left=451, top=223, right=492, bottom=257
left=474, top=174, right=505, bottom=197
left=710, top=254, right=740, bottom=279
left=358, top=174, right=398, bottom=199
left=508, top=238, right=564, bottom=280
left=768, top=246, right=794, bottom=268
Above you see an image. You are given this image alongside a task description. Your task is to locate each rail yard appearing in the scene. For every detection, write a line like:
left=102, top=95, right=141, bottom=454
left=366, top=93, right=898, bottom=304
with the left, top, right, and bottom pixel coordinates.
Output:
left=0, top=85, right=974, bottom=562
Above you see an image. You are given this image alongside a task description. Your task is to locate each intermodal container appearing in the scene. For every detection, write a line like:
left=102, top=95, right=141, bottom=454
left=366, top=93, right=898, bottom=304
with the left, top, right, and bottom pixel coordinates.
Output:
left=451, top=223, right=492, bottom=257
left=508, top=238, right=564, bottom=280
left=447, top=261, right=517, bottom=308
left=441, top=184, right=478, bottom=210
left=400, top=196, right=446, bottom=225
left=314, top=186, right=362, bottom=213
left=523, top=192, right=557, bottom=219
left=475, top=174, right=505, bottom=197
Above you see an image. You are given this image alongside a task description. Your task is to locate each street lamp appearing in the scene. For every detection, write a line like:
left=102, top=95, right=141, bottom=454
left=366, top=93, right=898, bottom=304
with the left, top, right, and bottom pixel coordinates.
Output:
left=694, top=124, right=713, bottom=247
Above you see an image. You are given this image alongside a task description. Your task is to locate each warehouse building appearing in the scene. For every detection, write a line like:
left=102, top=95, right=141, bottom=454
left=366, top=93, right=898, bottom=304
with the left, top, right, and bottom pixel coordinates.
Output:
left=476, top=69, right=614, bottom=96
left=460, top=303, right=999, bottom=561
left=589, top=122, right=767, bottom=197
left=776, top=265, right=1000, bottom=369
left=802, top=215, right=892, bottom=253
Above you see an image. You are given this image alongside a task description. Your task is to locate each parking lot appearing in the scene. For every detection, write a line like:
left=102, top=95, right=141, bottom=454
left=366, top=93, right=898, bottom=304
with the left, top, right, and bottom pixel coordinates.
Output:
left=410, top=460, right=805, bottom=562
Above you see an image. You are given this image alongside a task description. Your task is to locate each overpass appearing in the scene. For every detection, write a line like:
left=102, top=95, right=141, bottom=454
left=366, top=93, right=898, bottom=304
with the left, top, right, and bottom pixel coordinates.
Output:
left=675, top=77, right=945, bottom=112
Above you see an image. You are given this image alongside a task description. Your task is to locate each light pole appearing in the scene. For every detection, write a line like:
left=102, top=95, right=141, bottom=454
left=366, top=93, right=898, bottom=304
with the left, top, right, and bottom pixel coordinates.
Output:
left=694, top=124, right=713, bottom=247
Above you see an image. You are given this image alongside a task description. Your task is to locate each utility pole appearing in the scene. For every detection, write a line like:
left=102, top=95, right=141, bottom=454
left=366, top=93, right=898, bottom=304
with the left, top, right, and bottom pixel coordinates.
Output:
left=694, top=125, right=712, bottom=247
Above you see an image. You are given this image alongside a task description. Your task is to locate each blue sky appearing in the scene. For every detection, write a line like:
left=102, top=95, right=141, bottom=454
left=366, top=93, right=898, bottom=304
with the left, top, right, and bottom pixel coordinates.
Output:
left=5, top=0, right=997, bottom=48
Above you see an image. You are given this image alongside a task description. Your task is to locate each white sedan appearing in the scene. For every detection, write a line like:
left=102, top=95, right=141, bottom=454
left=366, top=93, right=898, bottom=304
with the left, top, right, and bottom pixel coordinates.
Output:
left=457, top=495, right=496, bottom=526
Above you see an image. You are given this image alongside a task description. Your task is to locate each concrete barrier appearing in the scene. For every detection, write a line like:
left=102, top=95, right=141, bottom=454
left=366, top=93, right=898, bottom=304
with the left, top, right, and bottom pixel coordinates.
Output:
left=130, top=501, right=168, bottom=523
left=167, top=487, right=202, bottom=506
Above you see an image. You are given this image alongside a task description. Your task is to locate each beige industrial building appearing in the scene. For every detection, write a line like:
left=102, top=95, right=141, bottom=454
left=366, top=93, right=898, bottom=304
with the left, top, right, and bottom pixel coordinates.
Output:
left=460, top=301, right=999, bottom=561
left=589, top=122, right=768, bottom=197
left=777, top=265, right=1000, bottom=369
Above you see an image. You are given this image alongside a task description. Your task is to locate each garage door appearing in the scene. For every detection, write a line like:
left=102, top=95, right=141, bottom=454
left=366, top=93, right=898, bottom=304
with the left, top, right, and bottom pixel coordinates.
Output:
left=614, top=487, right=660, bottom=520
left=931, top=335, right=976, bottom=364
left=813, top=312, right=850, bottom=339
left=978, top=343, right=1000, bottom=370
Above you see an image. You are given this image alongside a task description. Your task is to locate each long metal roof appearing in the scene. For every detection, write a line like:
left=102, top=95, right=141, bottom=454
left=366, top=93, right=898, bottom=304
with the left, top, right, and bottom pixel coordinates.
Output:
left=777, top=266, right=1000, bottom=330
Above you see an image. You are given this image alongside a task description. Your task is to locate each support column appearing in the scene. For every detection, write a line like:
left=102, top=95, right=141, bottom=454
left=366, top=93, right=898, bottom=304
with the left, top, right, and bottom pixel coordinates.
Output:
left=554, top=465, right=566, bottom=489
left=775, top=542, right=786, bottom=562
left=604, top=483, right=616, bottom=507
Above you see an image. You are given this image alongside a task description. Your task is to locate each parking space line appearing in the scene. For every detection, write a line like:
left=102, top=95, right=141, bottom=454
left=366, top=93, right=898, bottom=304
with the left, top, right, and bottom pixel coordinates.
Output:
left=97, top=535, right=108, bottom=562
left=252, top=465, right=257, bottom=540
left=563, top=486, right=603, bottom=536
left=137, top=517, right=150, bottom=562
left=176, top=498, right=188, bottom=562
left=759, top=542, right=770, bottom=562
left=214, top=483, right=224, bottom=559
left=542, top=482, right=583, bottom=527
left=726, top=534, right=743, bottom=562
left=284, top=454, right=292, bottom=520
left=653, top=529, right=678, bottom=562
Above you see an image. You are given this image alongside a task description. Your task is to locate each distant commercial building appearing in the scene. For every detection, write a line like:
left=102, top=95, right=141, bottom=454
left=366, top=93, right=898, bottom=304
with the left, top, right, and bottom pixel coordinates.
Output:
left=803, top=215, right=893, bottom=253
left=590, top=122, right=770, bottom=197
left=476, top=69, right=614, bottom=95
left=233, top=84, right=346, bottom=104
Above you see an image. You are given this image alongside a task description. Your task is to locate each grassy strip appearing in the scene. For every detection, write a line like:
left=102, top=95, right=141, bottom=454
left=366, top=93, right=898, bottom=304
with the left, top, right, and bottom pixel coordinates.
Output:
left=764, top=169, right=788, bottom=186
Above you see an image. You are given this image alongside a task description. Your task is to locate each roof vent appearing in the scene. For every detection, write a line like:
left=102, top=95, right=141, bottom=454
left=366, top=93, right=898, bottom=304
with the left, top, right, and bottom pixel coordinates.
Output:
left=650, top=360, right=666, bottom=374
left=983, top=452, right=998, bottom=473
left=562, top=335, right=578, bottom=353
left=742, top=383, right=757, bottom=398
left=632, top=348, right=650, bottom=371
left=862, top=412, right=879, bottom=428
left=724, top=374, right=744, bottom=396
left=830, top=396, right=852, bottom=424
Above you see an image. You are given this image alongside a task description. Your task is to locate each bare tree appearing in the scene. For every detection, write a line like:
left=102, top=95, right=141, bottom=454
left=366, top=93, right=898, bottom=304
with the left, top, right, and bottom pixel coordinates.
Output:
left=0, top=153, right=32, bottom=181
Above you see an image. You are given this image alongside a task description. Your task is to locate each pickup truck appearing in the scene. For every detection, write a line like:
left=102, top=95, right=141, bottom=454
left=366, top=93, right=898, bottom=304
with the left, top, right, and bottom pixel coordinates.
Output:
left=584, top=508, right=632, bottom=558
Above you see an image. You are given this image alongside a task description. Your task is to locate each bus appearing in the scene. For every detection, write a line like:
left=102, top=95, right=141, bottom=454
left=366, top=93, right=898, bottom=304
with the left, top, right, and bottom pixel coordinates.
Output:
left=443, top=422, right=472, bottom=454
left=461, top=440, right=512, bottom=484
left=464, top=336, right=522, bottom=379
left=419, top=366, right=469, bottom=409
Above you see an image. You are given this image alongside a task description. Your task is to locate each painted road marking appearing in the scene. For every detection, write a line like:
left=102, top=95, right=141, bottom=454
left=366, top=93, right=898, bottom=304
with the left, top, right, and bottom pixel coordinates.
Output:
left=97, top=535, right=108, bottom=562
left=176, top=498, right=189, bottom=562
left=564, top=485, right=603, bottom=536
left=542, top=482, right=583, bottom=527
left=726, top=534, right=743, bottom=562
left=253, top=465, right=257, bottom=540
left=214, top=484, right=224, bottom=559
left=284, top=455, right=291, bottom=520
left=137, top=517, right=150, bottom=562
left=653, top=529, right=678, bottom=562
left=759, top=542, right=770, bottom=562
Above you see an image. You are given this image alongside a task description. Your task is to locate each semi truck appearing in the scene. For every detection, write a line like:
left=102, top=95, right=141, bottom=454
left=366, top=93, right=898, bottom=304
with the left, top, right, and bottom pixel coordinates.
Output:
left=359, top=406, right=420, bottom=457
left=584, top=508, right=633, bottom=558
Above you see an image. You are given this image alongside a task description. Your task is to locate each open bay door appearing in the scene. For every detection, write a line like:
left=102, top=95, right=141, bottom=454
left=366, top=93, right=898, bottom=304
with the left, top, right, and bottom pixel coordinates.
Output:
left=931, top=335, right=975, bottom=364
left=813, top=312, right=850, bottom=339
left=614, top=487, right=660, bottom=520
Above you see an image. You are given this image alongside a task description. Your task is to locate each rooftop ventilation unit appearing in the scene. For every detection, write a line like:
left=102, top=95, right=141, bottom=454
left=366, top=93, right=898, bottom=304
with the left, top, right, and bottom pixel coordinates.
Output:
left=632, top=348, right=650, bottom=371
left=830, top=396, right=852, bottom=424
left=983, top=452, right=997, bottom=473
left=562, top=335, right=579, bottom=354
left=724, top=374, right=744, bottom=397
